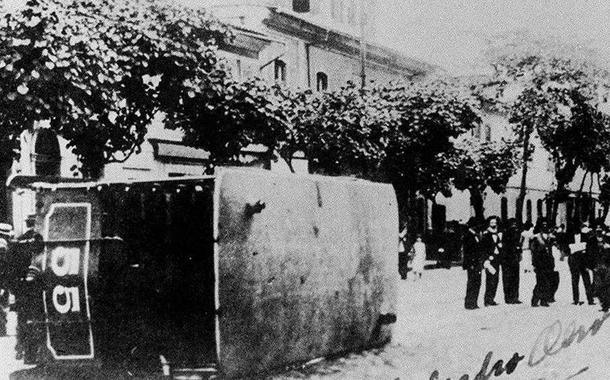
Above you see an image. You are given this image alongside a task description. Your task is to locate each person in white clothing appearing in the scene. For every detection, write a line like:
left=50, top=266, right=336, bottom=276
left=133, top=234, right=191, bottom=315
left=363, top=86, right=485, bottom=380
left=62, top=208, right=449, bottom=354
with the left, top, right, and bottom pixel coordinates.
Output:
left=520, top=221, right=534, bottom=273
left=409, top=235, right=426, bottom=280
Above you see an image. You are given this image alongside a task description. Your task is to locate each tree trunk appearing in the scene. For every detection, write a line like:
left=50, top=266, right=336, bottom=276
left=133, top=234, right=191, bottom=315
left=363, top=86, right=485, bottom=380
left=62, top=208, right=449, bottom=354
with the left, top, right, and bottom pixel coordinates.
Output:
left=515, top=128, right=532, bottom=225
left=0, top=158, right=12, bottom=223
left=470, top=188, right=485, bottom=223
left=589, top=172, right=596, bottom=222
left=551, top=180, right=566, bottom=226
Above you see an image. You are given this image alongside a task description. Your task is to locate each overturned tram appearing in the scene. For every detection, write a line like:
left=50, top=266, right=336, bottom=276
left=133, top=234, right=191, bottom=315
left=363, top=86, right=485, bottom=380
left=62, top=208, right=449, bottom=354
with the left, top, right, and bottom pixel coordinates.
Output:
left=7, top=168, right=398, bottom=378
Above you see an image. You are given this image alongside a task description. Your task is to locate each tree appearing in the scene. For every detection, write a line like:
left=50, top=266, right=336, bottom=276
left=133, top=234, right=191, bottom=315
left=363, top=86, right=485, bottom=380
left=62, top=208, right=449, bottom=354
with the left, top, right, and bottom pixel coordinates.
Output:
left=479, top=33, right=610, bottom=224
left=380, top=80, right=481, bottom=197
left=0, top=0, right=230, bottom=216
left=449, top=138, right=520, bottom=222
left=176, top=76, right=290, bottom=171
left=176, top=75, right=480, bottom=234
left=290, top=81, right=396, bottom=179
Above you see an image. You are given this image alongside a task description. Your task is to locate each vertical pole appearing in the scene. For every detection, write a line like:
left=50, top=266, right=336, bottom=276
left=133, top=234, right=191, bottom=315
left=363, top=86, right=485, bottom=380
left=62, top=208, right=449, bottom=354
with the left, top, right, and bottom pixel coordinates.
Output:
left=359, top=0, right=366, bottom=89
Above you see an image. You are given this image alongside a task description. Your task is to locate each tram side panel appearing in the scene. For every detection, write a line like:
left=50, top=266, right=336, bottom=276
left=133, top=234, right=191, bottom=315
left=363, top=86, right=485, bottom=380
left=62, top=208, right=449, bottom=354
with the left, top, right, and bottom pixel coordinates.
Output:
left=216, top=170, right=398, bottom=378
left=30, top=187, right=102, bottom=363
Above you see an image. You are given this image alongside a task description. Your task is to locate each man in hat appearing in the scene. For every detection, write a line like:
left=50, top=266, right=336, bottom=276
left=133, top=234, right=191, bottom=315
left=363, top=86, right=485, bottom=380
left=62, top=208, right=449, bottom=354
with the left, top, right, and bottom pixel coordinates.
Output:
left=462, top=217, right=482, bottom=309
left=13, top=214, right=44, bottom=362
left=501, top=218, right=522, bottom=304
left=531, top=220, right=555, bottom=307
left=481, top=216, right=503, bottom=306
left=567, top=222, right=594, bottom=305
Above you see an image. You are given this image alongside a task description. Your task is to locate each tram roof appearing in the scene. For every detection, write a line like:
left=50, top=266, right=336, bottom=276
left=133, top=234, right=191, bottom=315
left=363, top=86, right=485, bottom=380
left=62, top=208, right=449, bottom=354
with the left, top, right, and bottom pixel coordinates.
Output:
left=7, top=174, right=216, bottom=190
left=7, top=168, right=389, bottom=191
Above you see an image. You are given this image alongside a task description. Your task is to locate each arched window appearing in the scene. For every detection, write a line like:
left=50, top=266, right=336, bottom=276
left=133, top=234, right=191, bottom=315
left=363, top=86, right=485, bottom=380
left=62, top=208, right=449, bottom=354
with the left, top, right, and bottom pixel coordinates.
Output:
left=526, top=199, right=532, bottom=223
left=292, top=0, right=310, bottom=12
left=537, top=199, right=543, bottom=218
left=32, top=128, right=61, bottom=176
left=274, top=59, right=286, bottom=83
left=316, top=72, right=328, bottom=91
left=501, top=197, right=508, bottom=222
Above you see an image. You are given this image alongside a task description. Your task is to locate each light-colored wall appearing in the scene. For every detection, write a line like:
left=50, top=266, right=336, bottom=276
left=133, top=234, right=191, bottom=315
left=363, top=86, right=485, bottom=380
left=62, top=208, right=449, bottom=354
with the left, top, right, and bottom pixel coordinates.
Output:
left=439, top=110, right=604, bottom=226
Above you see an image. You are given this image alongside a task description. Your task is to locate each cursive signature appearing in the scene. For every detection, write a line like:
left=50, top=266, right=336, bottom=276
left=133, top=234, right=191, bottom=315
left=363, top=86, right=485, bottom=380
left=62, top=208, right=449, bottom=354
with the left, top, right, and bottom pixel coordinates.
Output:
left=428, top=312, right=610, bottom=379
left=528, top=311, right=610, bottom=367
left=429, top=351, right=524, bottom=380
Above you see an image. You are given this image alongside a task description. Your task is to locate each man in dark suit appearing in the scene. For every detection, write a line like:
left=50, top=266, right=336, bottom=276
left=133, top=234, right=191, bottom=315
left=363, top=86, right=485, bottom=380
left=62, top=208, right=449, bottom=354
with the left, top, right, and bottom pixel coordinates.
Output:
left=481, top=216, right=502, bottom=306
left=13, top=214, right=45, bottom=362
left=501, top=218, right=522, bottom=304
left=567, top=223, right=594, bottom=305
left=531, top=220, right=554, bottom=307
left=462, top=217, right=482, bottom=310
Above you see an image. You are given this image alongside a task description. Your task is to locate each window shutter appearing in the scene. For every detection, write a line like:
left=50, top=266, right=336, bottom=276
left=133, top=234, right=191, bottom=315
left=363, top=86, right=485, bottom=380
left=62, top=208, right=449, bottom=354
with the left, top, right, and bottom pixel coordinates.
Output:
left=293, top=0, right=310, bottom=12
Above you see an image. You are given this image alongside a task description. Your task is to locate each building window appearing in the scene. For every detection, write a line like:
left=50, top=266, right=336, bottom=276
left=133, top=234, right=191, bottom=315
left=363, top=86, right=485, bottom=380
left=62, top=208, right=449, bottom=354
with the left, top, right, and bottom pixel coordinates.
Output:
left=526, top=199, right=532, bottom=223
left=346, top=0, right=356, bottom=25
left=274, top=59, right=286, bottom=83
left=292, top=0, right=310, bottom=13
left=316, top=72, right=328, bottom=91
left=472, top=124, right=482, bottom=139
left=331, top=0, right=344, bottom=21
left=501, top=197, right=508, bottom=222
left=235, top=59, right=242, bottom=80
left=537, top=199, right=543, bottom=218
left=431, top=203, right=446, bottom=233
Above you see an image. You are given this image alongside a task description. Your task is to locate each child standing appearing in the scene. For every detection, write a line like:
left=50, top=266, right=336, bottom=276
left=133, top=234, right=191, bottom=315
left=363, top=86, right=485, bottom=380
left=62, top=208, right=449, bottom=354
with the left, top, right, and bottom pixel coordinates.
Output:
left=410, top=235, right=426, bottom=280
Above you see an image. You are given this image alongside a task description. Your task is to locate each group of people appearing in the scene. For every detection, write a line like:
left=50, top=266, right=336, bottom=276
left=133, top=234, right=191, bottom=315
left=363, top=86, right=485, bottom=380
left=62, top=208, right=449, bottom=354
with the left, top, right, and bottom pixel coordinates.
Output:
left=462, top=215, right=610, bottom=311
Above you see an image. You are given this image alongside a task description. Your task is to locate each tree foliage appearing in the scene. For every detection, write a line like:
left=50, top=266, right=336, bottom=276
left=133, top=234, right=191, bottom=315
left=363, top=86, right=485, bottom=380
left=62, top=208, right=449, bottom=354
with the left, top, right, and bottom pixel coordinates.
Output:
left=449, top=137, right=520, bottom=221
left=379, top=80, right=481, bottom=198
left=478, top=33, right=610, bottom=223
left=0, top=0, right=230, bottom=176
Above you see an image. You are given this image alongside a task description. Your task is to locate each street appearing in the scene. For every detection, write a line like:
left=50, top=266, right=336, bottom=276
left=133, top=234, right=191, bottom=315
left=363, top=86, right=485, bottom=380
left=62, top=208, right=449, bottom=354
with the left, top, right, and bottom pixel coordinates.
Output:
left=270, top=261, right=610, bottom=380
left=1, top=261, right=609, bottom=379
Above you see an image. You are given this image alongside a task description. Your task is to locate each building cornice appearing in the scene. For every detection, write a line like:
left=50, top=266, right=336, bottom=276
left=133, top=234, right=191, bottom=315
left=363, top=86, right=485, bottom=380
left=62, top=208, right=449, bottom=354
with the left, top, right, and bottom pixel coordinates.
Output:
left=262, top=8, right=436, bottom=77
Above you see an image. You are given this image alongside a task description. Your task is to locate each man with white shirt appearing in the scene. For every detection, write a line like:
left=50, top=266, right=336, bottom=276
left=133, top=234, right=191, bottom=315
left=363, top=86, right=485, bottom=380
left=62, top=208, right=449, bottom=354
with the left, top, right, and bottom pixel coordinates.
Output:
left=481, top=216, right=503, bottom=306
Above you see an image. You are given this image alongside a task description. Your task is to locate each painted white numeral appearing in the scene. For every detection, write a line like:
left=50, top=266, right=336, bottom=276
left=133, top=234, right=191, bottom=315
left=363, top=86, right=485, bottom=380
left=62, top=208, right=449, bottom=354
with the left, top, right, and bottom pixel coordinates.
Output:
left=52, top=285, right=80, bottom=314
left=50, top=247, right=81, bottom=277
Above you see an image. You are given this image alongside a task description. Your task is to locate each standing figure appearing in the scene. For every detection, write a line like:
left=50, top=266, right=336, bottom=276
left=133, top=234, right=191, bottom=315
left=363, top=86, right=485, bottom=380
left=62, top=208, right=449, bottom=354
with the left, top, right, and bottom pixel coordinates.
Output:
left=462, top=218, right=482, bottom=310
left=481, top=216, right=503, bottom=306
left=588, top=223, right=608, bottom=308
left=530, top=220, right=554, bottom=307
left=13, top=215, right=45, bottom=363
left=501, top=218, right=522, bottom=304
left=520, top=222, right=534, bottom=273
left=555, top=224, right=570, bottom=260
left=409, top=235, right=426, bottom=280
left=594, top=231, right=610, bottom=311
left=398, top=223, right=409, bottom=280
left=567, top=223, right=594, bottom=305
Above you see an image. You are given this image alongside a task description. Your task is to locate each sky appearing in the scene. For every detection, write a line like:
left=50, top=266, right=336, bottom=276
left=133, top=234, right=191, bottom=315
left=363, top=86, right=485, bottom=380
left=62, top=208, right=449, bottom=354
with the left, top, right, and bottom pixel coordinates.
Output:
left=374, top=0, right=610, bottom=75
